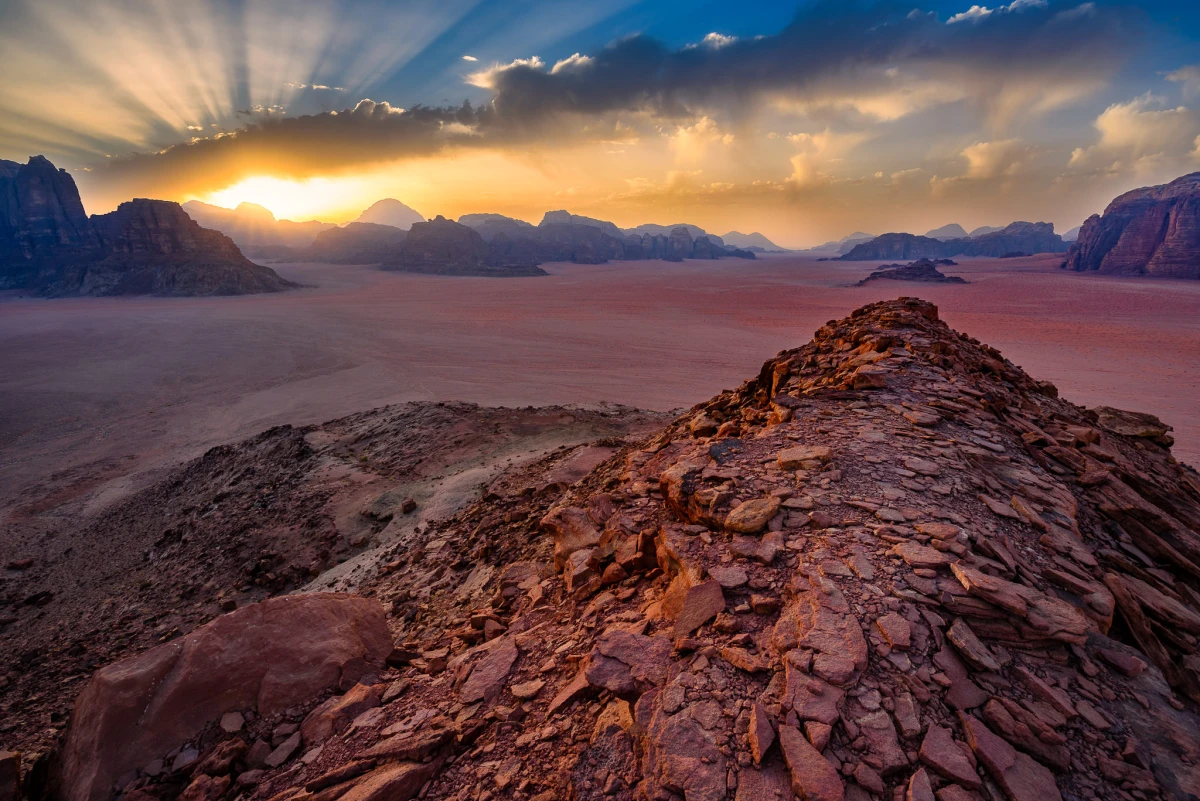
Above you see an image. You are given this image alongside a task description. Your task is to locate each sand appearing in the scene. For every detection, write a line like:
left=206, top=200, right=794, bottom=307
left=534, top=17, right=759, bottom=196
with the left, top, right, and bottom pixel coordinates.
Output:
left=1, top=252, right=1197, bottom=520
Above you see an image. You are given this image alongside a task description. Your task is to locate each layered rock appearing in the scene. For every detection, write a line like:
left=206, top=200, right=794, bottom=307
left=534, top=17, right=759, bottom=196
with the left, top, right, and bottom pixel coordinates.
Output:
left=36, top=300, right=1200, bottom=801
left=841, top=222, right=1067, bottom=261
left=0, top=157, right=295, bottom=296
left=1063, top=172, right=1200, bottom=279
left=855, top=258, right=966, bottom=286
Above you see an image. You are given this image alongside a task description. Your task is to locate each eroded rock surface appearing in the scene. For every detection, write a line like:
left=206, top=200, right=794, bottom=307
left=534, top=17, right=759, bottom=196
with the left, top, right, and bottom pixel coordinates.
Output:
left=19, top=298, right=1200, bottom=801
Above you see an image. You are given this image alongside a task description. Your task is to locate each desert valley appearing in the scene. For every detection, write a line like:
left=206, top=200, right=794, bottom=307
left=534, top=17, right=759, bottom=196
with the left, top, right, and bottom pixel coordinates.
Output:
left=3, top=2, right=1200, bottom=801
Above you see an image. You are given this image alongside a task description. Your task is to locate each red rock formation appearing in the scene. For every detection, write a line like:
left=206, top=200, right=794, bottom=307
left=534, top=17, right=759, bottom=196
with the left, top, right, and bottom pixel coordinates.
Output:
left=1064, top=172, right=1200, bottom=279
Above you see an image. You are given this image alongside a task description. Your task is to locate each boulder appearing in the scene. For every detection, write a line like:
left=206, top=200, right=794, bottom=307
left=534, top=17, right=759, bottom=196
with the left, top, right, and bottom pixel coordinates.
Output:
left=58, top=593, right=392, bottom=801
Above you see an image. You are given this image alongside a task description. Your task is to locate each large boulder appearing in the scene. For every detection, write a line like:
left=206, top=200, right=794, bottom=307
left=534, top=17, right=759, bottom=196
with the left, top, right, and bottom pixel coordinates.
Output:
left=58, top=593, right=392, bottom=801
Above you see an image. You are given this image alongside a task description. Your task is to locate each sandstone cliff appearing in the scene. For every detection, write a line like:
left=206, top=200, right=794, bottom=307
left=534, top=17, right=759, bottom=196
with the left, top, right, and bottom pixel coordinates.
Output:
left=0, top=157, right=296, bottom=296
left=1063, top=173, right=1200, bottom=279
left=9, top=299, right=1200, bottom=801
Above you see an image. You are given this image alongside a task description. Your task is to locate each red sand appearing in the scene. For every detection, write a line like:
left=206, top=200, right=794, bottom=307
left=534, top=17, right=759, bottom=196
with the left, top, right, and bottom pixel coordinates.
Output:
left=1, top=253, right=1197, bottom=517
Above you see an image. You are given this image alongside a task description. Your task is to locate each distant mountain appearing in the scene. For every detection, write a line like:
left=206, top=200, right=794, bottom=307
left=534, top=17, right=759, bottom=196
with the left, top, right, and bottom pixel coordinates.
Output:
left=301, top=222, right=407, bottom=264
left=924, top=223, right=968, bottom=240
left=181, top=200, right=335, bottom=254
left=458, top=213, right=536, bottom=242
left=1, top=156, right=293, bottom=296
left=627, top=222, right=716, bottom=242
left=539, top=210, right=625, bottom=239
left=720, top=231, right=784, bottom=251
left=355, top=198, right=424, bottom=230
left=802, top=232, right=875, bottom=254
left=840, top=222, right=1068, bottom=261
left=1064, top=172, right=1200, bottom=279
left=1062, top=225, right=1081, bottom=242
left=967, top=225, right=1004, bottom=237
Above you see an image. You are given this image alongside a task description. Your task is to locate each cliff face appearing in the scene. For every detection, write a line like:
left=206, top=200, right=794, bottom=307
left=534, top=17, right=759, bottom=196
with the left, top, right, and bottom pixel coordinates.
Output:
left=0, top=156, right=102, bottom=287
left=0, top=157, right=296, bottom=296
left=1064, top=173, right=1200, bottom=279
left=841, top=222, right=1067, bottom=261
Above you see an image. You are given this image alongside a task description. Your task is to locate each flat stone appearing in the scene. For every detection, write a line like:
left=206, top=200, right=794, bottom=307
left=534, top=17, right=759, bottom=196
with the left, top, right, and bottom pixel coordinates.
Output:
left=876, top=613, right=912, bottom=649
left=960, top=714, right=1062, bottom=801
left=805, top=721, right=833, bottom=751
left=458, top=637, right=519, bottom=704
left=919, top=725, right=981, bottom=789
left=779, top=724, right=845, bottom=801
left=264, top=732, right=301, bottom=769
left=894, top=692, right=922, bottom=739
left=891, top=541, right=953, bottom=569
left=905, top=458, right=942, bottom=477
left=735, top=760, right=792, bottom=801
left=749, top=702, right=775, bottom=764
left=876, top=507, right=908, bottom=523
left=813, top=652, right=857, bottom=685
left=720, top=647, right=769, bottom=674
left=726, top=497, right=782, bottom=534
left=709, top=565, right=749, bottom=589
left=946, top=619, right=999, bottom=672
left=906, top=767, right=936, bottom=801
left=510, top=679, right=545, bottom=700
left=219, top=712, right=245, bottom=733
left=674, top=581, right=726, bottom=638
left=856, top=709, right=907, bottom=775
left=779, top=446, right=834, bottom=469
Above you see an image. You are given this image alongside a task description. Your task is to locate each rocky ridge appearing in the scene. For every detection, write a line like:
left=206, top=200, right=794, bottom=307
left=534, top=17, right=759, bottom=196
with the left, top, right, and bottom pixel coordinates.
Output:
left=1063, top=173, right=1200, bottom=279
left=854, top=260, right=966, bottom=286
left=840, top=224, right=1067, bottom=261
left=6, top=299, right=1200, bottom=801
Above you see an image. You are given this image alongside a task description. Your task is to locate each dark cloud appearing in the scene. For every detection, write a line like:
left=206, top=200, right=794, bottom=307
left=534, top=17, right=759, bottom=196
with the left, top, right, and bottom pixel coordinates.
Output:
left=85, top=0, right=1138, bottom=202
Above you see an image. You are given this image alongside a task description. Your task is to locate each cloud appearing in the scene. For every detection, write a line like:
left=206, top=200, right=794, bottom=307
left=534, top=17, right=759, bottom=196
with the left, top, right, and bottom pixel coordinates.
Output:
left=947, top=0, right=1047, bottom=25
left=1167, top=65, right=1200, bottom=101
left=1068, top=93, right=1200, bottom=175
left=462, top=55, right=478, bottom=62
left=551, top=53, right=594, bottom=74
left=961, top=138, right=1031, bottom=178
left=668, top=116, right=734, bottom=163
left=786, top=129, right=871, bottom=186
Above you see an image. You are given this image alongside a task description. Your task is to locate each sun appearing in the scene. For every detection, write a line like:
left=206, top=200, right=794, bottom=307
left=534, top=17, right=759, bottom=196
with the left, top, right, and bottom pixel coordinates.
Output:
left=201, top=175, right=377, bottom=222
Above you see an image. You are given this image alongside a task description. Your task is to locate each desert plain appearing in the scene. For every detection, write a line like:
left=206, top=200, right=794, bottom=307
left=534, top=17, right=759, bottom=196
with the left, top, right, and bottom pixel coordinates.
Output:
left=1, top=251, right=1196, bottom=525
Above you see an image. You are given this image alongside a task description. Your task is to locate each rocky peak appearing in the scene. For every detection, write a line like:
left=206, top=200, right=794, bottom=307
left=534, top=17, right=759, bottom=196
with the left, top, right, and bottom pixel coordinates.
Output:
left=1064, top=172, right=1200, bottom=279
left=0, top=154, right=100, bottom=265
left=39, top=298, right=1200, bottom=801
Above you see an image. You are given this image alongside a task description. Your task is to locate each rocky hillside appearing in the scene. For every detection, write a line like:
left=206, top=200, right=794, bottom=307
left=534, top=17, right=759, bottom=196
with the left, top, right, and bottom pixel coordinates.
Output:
left=841, top=223, right=1067, bottom=261
left=302, top=223, right=408, bottom=265
left=6, top=299, right=1200, bottom=801
left=0, top=157, right=295, bottom=296
left=1063, top=173, right=1200, bottom=279
left=855, top=259, right=966, bottom=286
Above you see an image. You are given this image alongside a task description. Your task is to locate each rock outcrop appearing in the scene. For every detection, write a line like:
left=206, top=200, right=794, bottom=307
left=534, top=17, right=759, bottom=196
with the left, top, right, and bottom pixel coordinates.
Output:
left=384, top=216, right=546, bottom=276
left=1063, top=172, right=1200, bottom=279
left=924, top=224, right=968, bottom=241
left=458, top=214, right=536, bottom=242
left=539, top=210, right=625, bottom=239
left=34, top=298, right=1200, bottom=801
left=301, top=223, right=407, bottom=264
left=855, top=258, right=967, bottom=285
left=0, top=157, right=295, bottom=296
left=57, top=594, right=391, bottom=801
left=841, top=223, right=1067, bottom=261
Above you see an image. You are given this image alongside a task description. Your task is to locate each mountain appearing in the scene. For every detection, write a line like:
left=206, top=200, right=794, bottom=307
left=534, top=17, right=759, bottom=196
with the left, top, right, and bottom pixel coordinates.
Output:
left=384, top=215, right=546, bottom=276
left=1062, top=226, right=1081, bottom=242
left=626, top=223, right=721, bottom=246
left=840, top=221, right=1068, bottom=260
left=924, top=223, right=968, bottom=240
left=967, top=225, right=1004, bottom=237
left=802, top=231, right=874, bottom=253
left=181, top=200, right=335, bottom=254
left=0, top=156, right=293, bottom=296
left=301, top=222, right=407, bottom=264
left=720, top=231, right=785, bottom=251
left=458, top=213, right=536, bottom=242
left=539, top=209, right=625, bottom=239
left=355, top=198, right=425, bottom=230
left=1063, top=172, right=1200, bottom=279
left=31, top=297, right=1200, bottom=801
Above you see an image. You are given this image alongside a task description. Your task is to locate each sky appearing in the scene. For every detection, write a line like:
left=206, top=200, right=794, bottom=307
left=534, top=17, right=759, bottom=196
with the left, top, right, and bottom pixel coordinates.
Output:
left=1, top=0, right=1198, bottom=247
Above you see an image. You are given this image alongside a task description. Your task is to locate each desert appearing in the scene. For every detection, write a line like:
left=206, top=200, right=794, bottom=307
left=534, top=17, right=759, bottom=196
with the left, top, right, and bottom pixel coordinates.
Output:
left=5, top=1, right=1200, bottom=801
